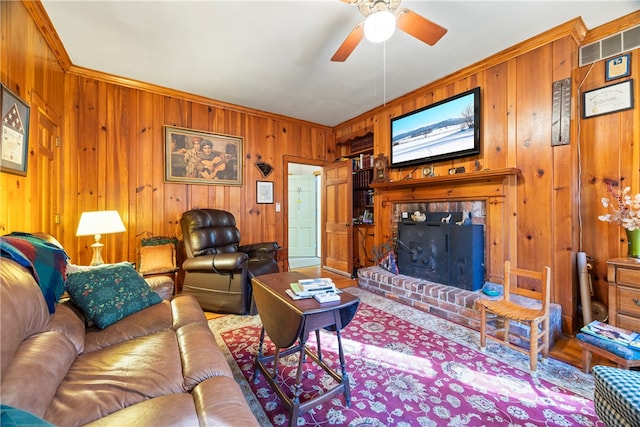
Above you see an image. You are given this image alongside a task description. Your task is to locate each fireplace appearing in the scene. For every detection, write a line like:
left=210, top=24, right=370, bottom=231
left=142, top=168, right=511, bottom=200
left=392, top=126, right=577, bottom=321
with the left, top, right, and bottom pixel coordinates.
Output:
left=397, top=212, right=484, bottom=291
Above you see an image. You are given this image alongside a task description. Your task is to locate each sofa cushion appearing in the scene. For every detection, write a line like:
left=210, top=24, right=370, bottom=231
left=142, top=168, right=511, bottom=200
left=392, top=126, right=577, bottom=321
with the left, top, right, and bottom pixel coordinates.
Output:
left=44, top=330, right=186, bottom=427
left=83, top=299, right=174, bottom=353
left=65, top=263, right=162, bottom=329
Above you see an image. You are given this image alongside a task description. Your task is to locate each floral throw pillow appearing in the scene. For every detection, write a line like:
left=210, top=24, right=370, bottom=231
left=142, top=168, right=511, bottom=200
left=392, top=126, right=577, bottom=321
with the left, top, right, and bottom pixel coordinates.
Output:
left=65, top=263, right=162, bottom=329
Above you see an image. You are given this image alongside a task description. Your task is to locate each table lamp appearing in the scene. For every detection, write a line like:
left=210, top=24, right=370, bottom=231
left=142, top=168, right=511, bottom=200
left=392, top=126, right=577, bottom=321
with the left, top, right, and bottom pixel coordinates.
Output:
left=76, top=210, right=126, bottom=265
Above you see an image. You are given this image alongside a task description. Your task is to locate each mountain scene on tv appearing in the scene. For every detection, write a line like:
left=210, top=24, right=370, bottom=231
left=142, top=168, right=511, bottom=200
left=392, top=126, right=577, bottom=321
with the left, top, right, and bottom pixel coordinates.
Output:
left=392, top=93, right=475, bottom=165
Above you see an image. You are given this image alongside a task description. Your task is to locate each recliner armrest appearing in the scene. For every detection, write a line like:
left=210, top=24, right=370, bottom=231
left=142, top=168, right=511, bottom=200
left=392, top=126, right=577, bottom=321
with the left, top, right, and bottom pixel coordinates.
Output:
left=182, top=252, right=249, bottom=272
left=239, top=242, right=279, bottom=259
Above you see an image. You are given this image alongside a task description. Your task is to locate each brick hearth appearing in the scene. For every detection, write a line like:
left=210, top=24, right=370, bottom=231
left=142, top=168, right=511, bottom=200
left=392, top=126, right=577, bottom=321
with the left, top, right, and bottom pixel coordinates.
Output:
left=357, top=266, right=562, bottom=346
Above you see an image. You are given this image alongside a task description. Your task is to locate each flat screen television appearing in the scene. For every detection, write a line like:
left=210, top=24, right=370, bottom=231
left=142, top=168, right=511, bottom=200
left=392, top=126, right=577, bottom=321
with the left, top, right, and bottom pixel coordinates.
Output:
left=390, top=87, right=481, bottom=168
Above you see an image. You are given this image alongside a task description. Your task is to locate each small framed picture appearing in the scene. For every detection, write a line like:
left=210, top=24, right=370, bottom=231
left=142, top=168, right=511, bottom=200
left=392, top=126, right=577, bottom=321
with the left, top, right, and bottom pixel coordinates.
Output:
left=605, top=54, right=630, bottom=81
left=1, top=84, right=30, bottom=176
left=257, top=181, right=274, bottom=204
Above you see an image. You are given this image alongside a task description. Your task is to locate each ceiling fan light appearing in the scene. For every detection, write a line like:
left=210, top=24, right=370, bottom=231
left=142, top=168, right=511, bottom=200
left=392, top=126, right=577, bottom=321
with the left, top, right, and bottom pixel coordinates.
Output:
left=364, top=10, right=396, bottom=43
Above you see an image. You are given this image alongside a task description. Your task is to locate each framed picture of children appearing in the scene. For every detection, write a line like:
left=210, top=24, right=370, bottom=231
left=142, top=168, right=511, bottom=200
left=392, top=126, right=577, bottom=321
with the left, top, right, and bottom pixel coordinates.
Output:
left=164, top=126, right=242, bottom=186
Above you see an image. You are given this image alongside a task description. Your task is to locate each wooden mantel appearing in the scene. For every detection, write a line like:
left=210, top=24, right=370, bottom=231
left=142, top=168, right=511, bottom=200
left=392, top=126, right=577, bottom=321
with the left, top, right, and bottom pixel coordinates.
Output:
left=370, top=168, right=521, bottom=190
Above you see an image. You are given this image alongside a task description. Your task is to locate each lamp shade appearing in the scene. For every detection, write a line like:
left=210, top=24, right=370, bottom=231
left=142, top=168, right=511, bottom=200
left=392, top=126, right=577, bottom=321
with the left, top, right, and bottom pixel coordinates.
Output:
left=364, top=10, right=396, bottom=43
left=76, top=210, right=126, bottom=237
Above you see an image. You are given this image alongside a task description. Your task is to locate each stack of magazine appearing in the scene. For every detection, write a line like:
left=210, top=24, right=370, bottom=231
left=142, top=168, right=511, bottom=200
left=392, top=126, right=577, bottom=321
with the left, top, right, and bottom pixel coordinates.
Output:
left=581, top=320, right=640, bottom=350
left=286, top=278, right=341, bottom=300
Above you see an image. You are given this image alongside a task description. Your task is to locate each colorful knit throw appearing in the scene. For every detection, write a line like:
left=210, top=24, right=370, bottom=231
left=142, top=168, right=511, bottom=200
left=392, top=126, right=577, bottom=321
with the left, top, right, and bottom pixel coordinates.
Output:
left=0, top=233, right=69, bottom=313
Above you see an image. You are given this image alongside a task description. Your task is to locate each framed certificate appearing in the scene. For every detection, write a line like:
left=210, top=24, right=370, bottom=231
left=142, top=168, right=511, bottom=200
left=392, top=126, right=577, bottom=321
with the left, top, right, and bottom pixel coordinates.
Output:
left=605, top=54, right=630, bottom=81
left=257, top=181, right=274, bottom=204
left=583, top=79, right=634, bottom=119
left=1, top=84, right=31, bottom=176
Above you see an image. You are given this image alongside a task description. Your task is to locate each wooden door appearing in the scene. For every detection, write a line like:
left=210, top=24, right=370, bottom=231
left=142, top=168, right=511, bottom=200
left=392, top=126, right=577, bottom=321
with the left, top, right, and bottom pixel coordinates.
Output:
left=288, top=174, right=317, bottom=257
left=322, top=161, right=352, bottom=276
left=30, top=94, right=61, bottom=236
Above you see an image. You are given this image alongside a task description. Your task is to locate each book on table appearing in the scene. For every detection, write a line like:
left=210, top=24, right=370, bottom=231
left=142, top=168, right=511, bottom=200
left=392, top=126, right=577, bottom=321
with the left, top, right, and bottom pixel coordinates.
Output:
left=297, top=278, right=335, bottom=291
left=287, top=280, right=341, bottom=300
left=580, top=320, right=640, bottom=347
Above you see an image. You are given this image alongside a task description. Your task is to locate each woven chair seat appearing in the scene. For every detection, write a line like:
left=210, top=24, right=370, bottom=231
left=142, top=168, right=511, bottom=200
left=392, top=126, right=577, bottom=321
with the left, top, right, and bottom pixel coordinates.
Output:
left=478, top=299, right=544, bottom=322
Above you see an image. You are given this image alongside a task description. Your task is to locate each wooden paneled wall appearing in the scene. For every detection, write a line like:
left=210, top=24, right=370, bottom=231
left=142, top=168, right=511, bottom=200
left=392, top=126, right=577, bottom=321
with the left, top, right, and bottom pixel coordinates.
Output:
left=577, top=15, right=640, bottom=317
left=60, top=72, right=333, bottom=266
left=1, top=0, right=334, bottom=267
left=334, top=13, right=640, bottom=333
left=2, top=0, right=638, bottom=333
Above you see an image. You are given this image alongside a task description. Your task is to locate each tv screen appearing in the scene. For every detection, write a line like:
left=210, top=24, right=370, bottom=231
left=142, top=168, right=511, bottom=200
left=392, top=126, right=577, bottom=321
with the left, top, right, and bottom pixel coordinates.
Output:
left=390, top=87, right=480, bottom=168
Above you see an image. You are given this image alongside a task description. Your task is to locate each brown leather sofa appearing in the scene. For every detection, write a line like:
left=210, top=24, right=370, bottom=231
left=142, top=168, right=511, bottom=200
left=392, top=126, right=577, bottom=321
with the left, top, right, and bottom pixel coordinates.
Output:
left=180, top=209, right=279, bottom=315
left=0, top=242, right=258, bottom=426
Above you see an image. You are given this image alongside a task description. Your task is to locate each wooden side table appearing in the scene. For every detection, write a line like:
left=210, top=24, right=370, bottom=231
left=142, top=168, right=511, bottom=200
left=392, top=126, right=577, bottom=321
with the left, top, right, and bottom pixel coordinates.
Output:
left=251, top=272, right=359, bottom=425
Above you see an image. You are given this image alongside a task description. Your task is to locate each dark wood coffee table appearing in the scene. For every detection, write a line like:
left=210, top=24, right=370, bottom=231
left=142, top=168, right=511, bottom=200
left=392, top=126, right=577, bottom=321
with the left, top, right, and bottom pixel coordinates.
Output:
left=251, top=271, right=360, bottom=425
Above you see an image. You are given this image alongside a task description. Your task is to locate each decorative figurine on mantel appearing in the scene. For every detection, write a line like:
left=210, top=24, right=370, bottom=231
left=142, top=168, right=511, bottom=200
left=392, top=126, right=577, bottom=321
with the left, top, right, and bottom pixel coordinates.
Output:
left=411, top=211, right=426, bottom=222
left=372, top=154, right=389, bottom=183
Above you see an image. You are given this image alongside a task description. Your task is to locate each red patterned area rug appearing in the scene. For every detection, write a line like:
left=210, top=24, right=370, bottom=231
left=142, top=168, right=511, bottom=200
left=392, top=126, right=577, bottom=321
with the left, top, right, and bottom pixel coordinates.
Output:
left=208, top=287, right=602, bottom=427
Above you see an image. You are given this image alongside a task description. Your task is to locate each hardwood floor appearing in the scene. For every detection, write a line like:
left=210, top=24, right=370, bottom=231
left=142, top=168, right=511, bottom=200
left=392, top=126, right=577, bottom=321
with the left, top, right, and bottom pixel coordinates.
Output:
left=208, top=265, right=613, bottom=372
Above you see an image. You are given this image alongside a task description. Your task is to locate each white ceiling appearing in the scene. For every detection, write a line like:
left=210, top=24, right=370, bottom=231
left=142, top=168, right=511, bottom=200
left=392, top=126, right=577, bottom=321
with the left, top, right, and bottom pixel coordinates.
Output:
left=41, top=1, right=639, bottom=127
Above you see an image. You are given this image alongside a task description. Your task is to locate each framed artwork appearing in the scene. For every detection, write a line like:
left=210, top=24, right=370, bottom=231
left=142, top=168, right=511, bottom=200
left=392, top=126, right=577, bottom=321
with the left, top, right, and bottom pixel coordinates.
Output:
left=605, top=54, right=630, bottom=81
left=1, top=84, right=30, bottom=176
left=256, top=181, right=274, bottom=204
left=583, top=79, right=634, bottom=119
left=164, top=126, right=242, bottom=185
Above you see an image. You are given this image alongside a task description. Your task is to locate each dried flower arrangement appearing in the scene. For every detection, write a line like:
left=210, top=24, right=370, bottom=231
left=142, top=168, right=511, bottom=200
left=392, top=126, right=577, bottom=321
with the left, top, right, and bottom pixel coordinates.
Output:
left=598, top=184, right=640, bottom=231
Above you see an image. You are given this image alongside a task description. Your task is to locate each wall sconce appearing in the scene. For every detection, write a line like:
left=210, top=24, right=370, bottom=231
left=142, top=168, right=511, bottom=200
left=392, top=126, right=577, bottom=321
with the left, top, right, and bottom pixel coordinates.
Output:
left=76, top=210, right=126, bottom=265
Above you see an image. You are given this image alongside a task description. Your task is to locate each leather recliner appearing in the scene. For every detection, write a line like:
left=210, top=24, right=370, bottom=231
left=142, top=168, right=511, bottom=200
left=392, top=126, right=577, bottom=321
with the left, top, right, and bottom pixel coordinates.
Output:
left=180, top=209, right=279, bottom=314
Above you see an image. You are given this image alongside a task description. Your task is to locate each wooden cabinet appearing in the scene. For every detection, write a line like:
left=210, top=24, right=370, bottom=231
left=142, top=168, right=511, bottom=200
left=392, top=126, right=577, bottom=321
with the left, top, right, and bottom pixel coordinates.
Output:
left=607, top=258, right=640, bottom=330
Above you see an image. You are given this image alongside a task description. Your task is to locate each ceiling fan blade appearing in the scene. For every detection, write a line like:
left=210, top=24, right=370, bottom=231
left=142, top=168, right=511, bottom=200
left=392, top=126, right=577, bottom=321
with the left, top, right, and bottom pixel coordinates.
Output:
left=331, top=22, right=365, bottom=62
left=396, top=8, right=447, bottom=46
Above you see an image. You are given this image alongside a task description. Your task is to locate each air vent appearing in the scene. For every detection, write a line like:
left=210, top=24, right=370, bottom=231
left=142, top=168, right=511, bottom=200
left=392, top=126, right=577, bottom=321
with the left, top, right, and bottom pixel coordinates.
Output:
left=580, top=24, right=640, bottom=66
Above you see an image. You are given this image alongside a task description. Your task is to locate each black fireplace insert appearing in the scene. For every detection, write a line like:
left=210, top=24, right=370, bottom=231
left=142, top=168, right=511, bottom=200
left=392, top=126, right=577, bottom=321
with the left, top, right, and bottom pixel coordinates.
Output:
left=397, top=212, right=484, bottom=291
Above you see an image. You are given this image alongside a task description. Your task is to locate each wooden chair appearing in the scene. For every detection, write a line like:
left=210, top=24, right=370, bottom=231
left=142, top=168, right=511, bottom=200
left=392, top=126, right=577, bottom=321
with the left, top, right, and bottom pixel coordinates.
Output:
left=478, top=260, right=551, bottom=371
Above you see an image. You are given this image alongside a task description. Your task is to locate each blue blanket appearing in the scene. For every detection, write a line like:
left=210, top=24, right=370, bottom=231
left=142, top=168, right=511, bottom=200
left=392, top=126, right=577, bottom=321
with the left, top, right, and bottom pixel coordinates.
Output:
left=0, top=233, right=69, bottom=313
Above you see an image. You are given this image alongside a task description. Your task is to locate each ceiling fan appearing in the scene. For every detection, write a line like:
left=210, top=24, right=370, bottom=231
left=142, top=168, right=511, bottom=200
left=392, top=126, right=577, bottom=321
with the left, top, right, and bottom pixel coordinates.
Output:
left=331, top=0, right=447, bottom=62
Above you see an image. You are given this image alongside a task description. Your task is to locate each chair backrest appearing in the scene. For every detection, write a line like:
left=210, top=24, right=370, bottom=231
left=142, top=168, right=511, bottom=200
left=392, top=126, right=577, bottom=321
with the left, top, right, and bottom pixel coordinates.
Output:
left=504, top=259, right=551, bottom=315
left=180, top=209, right=241, bottom=258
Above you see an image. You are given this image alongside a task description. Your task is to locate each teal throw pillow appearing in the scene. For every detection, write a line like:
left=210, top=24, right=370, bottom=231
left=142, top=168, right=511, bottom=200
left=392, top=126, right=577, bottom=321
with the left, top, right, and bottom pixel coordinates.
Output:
left=65, top=263, right=162, bottom=329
